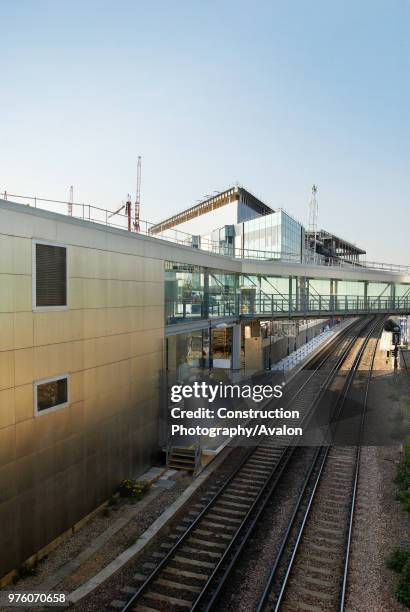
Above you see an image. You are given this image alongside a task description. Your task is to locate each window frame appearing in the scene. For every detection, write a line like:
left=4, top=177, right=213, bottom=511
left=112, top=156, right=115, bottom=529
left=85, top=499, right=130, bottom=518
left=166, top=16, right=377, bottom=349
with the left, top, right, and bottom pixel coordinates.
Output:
left=33, top=373, right=70, bottom=416
left=32, top=239, right=69, bottom=311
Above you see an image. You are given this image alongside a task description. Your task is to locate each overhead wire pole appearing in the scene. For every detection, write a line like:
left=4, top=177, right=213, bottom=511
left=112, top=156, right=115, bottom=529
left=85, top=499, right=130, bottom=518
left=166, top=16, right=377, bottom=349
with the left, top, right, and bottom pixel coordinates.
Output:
left=134, top=155, right=141, bottom=232
left=308, top=184, right=318, bottom=263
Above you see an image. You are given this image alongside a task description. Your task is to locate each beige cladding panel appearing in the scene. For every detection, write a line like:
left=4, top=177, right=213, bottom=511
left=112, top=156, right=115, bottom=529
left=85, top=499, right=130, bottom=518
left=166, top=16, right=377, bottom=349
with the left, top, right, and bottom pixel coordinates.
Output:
left=14, top=313, right=34, bottom=349
left=0, top=275, right=31, bottom=312
left=0, top=220, right=165, bottom=579
left=0, top=235, right=31, bottom=275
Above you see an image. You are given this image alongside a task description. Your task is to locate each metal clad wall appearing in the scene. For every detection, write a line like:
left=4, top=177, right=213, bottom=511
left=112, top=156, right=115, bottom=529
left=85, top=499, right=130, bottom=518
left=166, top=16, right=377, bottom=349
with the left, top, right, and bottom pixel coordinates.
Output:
left=0, top=220, right=164, bottom=579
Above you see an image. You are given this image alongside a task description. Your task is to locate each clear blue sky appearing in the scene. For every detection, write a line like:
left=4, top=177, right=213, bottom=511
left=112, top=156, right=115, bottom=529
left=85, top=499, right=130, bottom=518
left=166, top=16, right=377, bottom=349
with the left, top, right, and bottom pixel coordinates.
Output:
left=1, top=0, right=409, bottom=262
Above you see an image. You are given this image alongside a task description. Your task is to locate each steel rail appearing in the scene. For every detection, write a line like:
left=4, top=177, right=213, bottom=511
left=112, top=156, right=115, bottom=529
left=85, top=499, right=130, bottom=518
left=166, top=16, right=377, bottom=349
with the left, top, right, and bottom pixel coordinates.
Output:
left=120, top=317, right=370, bottom=612
left=339, top=317, right=384, bottom=611
left=193, top=319, right=373, bottom=612
left=262, top=316, right=383, bottom=612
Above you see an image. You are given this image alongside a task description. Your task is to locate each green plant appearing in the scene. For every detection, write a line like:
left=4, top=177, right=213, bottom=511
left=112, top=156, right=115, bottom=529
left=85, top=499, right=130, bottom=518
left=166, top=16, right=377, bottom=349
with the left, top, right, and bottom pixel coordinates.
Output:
left=118, top=479, right=150, bottom=500
left=395, top=445, right=410, bottom=512
left=108, top=494, right=118, bottom=506
left=16, top=561, right=37, bottom=580
left=387, top=547, right=410, bottom=572
left=395, top=558, right=410, bottom=607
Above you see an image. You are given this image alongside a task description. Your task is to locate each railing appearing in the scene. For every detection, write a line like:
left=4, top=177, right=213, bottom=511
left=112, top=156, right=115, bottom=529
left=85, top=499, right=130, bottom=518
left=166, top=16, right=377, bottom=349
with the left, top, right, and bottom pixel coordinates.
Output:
left=166, top=295, right=410, bottom=324
left=2, top=190, right=410, bottom=274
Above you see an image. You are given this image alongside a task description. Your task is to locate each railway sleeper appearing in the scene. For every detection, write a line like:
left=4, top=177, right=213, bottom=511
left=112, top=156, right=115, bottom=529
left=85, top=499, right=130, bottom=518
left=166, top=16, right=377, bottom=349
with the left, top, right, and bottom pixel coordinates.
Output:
left=310, top=527, right=345, bottom=541
left=240, top=467, right=270, bottom=477
left=194, top=528, right=231, bottom=540
left=180, top=544, right=222, bottom=559
left=215, top=498, right=250, bottom=509
left=133, top=573, right=148, bottom=582
left=303, top=553, right=343, bottom=570
left=291, top=584, right=335, bottom=601
left=222, top=492, right=256, bottom=502
left=299, top=578, right=337, bottom=595
left=201, top=519, right=237, bottom=531
left=302, top=563, right=339, bottom=578
left=245, top=462, right=274, bottom=471
left=228, top=481, right=261, bottom=491
left=212, top=503, right=247, bottom=515
left=301, top=572, right=339, bottom=588
left=315, top=508, right=348, bottom=521
left=188, top=536, right=226, bottom=549
left=303, top=540, right=341, bottom=555
left=330, top=457, right=356, bottom=466
left=163, top=566, right=208, bottom=581
left=173, top=554, right=214, bottom=569
left=247, top=457, right=276, bottom=466
left=205, top=512, right=242, bottom=524
left=154, top=577, right=201, bottom=594
left=322, top=492, right=351, bottom=504
left=316, top=499, right=349, bottom=511
left=305, top=535, right=344, bottom=550
left=281, top=600, right=321, bottom=612
left=109, top=600, right=127, bottom=609
left=142, top=590, right=192, bottom=609
left=121, top=586, right=138, bottom=595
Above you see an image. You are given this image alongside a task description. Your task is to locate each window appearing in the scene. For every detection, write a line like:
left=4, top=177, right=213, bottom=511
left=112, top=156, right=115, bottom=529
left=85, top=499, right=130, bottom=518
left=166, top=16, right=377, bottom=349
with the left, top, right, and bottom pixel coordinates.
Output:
left=34, top=375, right=69, bottom=415
left=34, top=241, right=67, bottom=309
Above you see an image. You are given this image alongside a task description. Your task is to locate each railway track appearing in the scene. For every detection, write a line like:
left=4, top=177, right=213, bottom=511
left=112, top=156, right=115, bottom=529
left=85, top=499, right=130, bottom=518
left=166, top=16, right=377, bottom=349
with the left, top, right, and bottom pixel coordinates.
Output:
left=256, top=316, right=384, bottom=612
left=116, top=317, right=376, bottom=612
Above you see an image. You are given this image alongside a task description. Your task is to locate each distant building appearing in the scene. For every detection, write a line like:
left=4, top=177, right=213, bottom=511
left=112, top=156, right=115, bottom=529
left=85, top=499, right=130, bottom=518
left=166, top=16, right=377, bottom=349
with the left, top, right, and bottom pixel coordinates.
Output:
left=151, top=186, right=306, bottom=262
left=149, top=186, right=273, bottom=237
left=151, top=185, right=368, bottom=265
left=305, top=229, right=366, bottom=264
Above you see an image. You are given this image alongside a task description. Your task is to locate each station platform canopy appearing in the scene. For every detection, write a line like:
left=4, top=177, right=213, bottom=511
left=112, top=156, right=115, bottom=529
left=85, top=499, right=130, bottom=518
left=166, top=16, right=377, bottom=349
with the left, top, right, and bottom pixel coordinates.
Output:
left=306, top=228, right=366, bottom=263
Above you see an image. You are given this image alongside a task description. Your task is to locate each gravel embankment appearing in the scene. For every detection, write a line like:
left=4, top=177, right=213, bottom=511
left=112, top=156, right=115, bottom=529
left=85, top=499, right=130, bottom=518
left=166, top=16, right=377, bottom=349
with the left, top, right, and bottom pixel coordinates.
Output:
left=346, top=445, right=409, bottom=612
left=72, top=446, right=248, bottom=611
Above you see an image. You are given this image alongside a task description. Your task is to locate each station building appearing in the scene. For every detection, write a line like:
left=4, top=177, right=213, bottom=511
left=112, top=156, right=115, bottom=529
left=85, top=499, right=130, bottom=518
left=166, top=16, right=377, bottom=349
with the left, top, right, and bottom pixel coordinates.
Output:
left=1, top=192, right=410, bottom=582
left=150, top=186, right=365, bottom=266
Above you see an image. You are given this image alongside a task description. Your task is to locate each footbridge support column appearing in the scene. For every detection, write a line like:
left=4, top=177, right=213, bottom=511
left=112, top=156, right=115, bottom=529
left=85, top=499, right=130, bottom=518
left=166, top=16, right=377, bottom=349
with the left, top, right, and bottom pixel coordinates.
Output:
left=231, top=323, right=241, bottom=370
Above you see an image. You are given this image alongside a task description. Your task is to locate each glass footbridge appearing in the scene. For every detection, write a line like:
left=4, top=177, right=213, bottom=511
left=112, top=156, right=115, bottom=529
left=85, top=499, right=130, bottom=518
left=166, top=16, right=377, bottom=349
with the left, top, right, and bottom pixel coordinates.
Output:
left=2, top=192, right=409, bottom=325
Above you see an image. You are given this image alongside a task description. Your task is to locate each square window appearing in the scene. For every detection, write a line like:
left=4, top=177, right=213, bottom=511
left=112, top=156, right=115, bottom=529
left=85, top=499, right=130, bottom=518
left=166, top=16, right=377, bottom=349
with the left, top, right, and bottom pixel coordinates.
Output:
left=34, top=375, right=69, bottom=415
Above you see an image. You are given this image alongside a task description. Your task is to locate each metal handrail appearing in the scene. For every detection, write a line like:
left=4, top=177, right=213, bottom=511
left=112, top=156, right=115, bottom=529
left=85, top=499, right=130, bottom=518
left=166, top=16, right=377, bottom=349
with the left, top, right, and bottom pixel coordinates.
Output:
left=165, top=295, right=410, bottom=324
left=2, top=191, right=410, bottom=272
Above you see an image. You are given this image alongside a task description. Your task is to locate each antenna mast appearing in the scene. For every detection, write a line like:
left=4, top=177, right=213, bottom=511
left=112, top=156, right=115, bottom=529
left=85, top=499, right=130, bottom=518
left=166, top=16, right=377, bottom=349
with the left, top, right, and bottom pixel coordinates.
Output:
left=68, top=185, right=74, bottom=216
left=134, top=156, right=141, bottom=232
left=308, top=184, right=318, bottom=259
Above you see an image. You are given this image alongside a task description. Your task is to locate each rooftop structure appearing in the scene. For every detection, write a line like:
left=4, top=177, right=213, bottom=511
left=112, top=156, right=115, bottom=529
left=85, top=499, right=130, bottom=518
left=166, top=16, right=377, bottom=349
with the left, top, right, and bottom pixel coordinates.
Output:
left=306, top=228, right=366, bottom=264
left=149, top=184, right=366, bottom=267
left=149, top=186, right=273, bottom=236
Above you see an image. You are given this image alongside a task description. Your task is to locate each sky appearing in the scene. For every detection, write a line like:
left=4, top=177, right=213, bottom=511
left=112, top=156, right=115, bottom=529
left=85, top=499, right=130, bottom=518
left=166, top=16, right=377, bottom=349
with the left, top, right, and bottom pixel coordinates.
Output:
left=0, top=0, right=409, bottom=263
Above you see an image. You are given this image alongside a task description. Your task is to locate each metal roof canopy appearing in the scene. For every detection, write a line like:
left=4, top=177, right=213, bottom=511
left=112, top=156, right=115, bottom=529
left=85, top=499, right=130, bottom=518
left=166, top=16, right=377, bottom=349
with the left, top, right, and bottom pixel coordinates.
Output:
left=149, top=186, right=273, bottom=235
left=307, top=228, right=366, bottom=257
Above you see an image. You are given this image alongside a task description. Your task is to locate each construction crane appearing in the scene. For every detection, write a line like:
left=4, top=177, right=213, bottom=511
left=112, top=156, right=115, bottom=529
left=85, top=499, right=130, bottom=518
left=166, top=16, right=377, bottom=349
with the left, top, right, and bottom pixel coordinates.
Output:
left=108, top=198, right=132, bottom=232
left=68, top=185, right=74, bottom=216
left=134, top=156, right=141, bottom=232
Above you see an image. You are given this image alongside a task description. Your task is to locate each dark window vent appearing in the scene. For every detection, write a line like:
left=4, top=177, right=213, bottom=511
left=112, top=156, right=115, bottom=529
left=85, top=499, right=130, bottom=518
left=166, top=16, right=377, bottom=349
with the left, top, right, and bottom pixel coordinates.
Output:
left=36, top=243, right=67, bottom=307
